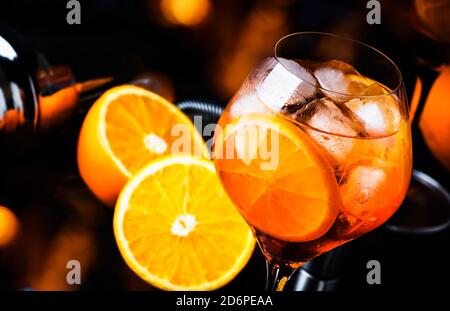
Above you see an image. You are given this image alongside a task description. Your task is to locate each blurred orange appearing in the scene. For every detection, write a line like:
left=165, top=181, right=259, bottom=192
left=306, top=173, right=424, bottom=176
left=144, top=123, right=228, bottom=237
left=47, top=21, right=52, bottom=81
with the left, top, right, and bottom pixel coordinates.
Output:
left=419, top=66, right=450, bottom=171
left=0, top=205, right=20, bottom=247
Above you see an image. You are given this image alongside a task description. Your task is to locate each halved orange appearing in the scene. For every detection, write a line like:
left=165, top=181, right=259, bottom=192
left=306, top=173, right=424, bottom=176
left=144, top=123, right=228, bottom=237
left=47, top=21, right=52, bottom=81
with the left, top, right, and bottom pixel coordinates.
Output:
left=77, top=85, right=209, bottom=206
left=213, top=114, right=340, bottom=242
left=113, top=156, right=255, bottom=290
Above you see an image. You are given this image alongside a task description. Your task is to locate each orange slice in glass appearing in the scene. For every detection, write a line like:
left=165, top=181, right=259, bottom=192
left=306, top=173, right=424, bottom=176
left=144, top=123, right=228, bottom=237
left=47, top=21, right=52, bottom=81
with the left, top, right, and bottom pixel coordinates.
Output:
left=213, top=114, right=340, bottom=242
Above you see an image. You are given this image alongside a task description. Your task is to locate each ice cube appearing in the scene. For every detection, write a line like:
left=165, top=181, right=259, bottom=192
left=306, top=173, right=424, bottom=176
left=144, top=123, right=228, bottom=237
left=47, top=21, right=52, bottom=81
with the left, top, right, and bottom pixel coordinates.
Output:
left=249, top=57, right=278, bottom=83
left=294, top=98, right=359, bottom=166
left=340, top=165, right=387, bottom=220
left=295, top=98, right=361, bottom=136
left=313, top=60, right=371, bottom=102
left=345, top=95, right=401, bottom=136
left=234, top=58, right=277, bottom=98
left=226, top=58, right=276, bottom=121
left=228, top=91, right=271, bottom=120
left=257, top=58, right=317, bottom=112
left=359, top=82, right=389, bottom=96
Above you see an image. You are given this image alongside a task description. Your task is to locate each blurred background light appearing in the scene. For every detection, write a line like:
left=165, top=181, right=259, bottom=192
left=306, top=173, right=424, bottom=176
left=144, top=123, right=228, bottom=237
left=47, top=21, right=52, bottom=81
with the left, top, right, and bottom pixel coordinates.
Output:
left=415, top=0, right=450, bottom=43
left=0, top=205, right=19, bottom=247
left=29, top=227, right=95, bottom=291
left=160, top=0, right=212, bottom=27
left=132, top=71, right=175, bottom=102
left=215, top=1, right=289, bottom=98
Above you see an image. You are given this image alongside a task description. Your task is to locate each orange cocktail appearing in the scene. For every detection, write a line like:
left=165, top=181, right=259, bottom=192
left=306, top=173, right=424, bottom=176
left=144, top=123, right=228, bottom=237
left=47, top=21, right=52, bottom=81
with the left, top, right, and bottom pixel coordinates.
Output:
left=212, top=33, right=412, bottom=290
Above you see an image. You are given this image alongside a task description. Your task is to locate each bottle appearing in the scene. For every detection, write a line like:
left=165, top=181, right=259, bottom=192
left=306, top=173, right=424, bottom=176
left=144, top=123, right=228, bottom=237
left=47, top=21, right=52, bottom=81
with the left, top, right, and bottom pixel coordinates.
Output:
left=0, top=28, right=111, bottom=134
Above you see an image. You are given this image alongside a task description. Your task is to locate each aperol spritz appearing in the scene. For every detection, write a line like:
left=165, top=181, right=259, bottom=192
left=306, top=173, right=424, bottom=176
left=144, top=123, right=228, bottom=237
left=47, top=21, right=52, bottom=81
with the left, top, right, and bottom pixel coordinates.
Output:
left=213, top=33, right=412, bottom=290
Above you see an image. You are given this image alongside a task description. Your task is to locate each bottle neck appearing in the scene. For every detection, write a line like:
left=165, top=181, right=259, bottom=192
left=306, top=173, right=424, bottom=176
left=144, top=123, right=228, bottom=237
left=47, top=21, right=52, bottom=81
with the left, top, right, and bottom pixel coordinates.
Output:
left=1, top=30, right=117, bottom=133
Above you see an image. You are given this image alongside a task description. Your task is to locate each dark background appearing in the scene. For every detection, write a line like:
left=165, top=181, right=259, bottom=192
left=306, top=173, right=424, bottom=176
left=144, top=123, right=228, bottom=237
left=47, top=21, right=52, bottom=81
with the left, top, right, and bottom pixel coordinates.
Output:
left=0, top=0, right=449, bottom=291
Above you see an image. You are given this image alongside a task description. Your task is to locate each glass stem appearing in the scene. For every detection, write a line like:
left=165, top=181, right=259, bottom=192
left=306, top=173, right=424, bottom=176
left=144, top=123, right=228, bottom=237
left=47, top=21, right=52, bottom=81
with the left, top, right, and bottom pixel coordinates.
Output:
left=265, top=260, right=298, bottom=291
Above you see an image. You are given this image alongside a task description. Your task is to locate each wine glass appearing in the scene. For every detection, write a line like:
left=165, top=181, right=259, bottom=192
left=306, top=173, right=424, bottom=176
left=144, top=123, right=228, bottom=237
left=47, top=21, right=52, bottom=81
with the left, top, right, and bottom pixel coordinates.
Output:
left=212, top=32, right=412, bottom=291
